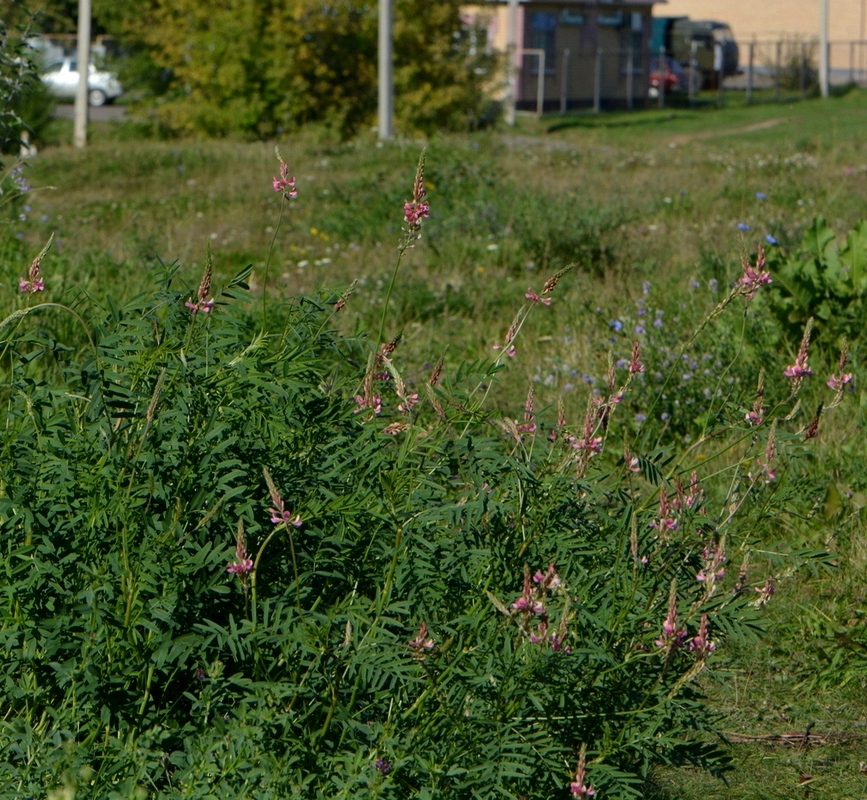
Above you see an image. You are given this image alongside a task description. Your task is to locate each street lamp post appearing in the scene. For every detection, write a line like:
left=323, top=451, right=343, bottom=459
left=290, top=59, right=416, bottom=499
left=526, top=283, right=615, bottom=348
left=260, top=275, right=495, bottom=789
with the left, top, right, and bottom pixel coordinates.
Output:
left=74, top=0, right=91, bottom=148
left=378, top=0, right=394, bottom=140
left=819, top=0, right=829, bottom=97
left=505, top=0, right=519, bottom=125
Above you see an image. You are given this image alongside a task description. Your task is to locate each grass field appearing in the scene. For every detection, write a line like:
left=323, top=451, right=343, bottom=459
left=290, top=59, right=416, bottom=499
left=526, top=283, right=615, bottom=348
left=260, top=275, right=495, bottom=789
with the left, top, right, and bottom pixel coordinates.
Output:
left=4, top=88, right=867, bottom=797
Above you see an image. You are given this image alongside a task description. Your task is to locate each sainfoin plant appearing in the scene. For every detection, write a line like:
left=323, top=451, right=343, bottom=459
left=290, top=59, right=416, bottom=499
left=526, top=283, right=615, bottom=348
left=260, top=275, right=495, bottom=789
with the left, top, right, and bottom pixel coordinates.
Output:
left=0, top=155, right=844, bottom=799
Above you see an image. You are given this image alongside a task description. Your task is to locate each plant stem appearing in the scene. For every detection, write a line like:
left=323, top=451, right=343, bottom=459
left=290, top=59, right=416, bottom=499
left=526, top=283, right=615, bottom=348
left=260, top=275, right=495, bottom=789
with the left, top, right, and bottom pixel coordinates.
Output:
left=262, top=199, right=287, bottom=330
left=377, top=246, right=406, bottom=346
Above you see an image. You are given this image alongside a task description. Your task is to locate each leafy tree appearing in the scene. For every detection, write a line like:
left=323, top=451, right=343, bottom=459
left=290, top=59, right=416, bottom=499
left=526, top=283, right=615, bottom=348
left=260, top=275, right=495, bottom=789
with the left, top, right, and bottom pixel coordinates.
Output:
left=94, top=0, right=494, bottom=138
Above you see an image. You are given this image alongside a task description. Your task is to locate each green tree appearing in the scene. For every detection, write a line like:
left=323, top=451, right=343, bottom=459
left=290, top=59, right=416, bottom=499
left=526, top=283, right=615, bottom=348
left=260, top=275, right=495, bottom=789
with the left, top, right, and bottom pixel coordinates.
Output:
left=96, top=0, right=494, bottom=138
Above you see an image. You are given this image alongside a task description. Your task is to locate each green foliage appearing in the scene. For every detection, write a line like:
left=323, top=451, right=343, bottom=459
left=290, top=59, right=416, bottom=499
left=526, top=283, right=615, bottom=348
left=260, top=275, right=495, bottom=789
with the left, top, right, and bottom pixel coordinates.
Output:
left=0, top=210, right=838, bottom=798
left=766, top=216, right=867, bottom=345
left=0, top=8, right=43, bottom=159
left=108, top=0, right=495, bottom=139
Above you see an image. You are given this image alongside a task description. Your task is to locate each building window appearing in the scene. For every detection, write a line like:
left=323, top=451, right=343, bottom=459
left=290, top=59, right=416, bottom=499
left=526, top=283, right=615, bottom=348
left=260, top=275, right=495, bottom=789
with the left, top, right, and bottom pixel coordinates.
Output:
left=528, top=11, right=557, bottom=73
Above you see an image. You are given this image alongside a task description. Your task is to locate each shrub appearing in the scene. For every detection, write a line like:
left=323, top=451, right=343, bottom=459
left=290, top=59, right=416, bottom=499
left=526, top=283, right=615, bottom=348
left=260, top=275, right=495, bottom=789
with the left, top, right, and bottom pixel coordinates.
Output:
left=0, top=156, right=843, bottom=799
left=765, top=216, right=867, bottom=346
left=0, top=13, right=43, bottom=159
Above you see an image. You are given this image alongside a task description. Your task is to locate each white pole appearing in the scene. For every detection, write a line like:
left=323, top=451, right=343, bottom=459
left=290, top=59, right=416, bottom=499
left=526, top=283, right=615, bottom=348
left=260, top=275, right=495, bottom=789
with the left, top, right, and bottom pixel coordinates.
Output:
left=74, top=0, right=91, bottom=149
left=820, top=0, right=829, bottom=97
left=378, top=0, right=393, bottom=140
left=505, top=0, right=519, bottom=125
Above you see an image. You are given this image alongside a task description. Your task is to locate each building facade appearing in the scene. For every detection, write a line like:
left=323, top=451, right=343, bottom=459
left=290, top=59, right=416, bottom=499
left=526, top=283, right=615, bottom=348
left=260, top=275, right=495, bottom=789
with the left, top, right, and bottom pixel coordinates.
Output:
left=463, top=0, right=664, bottom=111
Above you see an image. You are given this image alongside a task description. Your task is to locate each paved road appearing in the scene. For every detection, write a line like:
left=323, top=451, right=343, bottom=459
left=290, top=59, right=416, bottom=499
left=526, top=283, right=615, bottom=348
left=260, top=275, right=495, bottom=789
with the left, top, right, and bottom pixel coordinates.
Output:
left=53, top=103, right=126, bottom=122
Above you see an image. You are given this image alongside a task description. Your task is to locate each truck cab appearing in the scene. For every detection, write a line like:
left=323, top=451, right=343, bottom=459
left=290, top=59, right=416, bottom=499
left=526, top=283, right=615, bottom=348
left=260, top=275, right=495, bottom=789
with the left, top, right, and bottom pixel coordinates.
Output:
left=652, top=16, right=739, bottom=90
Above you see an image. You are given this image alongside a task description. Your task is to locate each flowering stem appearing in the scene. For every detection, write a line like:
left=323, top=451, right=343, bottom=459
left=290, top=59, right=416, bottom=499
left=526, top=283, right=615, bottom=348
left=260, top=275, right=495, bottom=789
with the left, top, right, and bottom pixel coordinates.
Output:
left=261, top=198, right=286, bottom=330
left=377, top=247, right=406, bottom=347
left=250, top=518, right=301, bottom=633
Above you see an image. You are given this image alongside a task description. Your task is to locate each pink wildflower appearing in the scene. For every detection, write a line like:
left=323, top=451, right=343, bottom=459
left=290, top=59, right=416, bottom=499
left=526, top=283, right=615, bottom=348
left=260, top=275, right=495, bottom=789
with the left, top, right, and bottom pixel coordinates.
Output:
left=397, top=393, right=419, bottom=414
left=570, top=747, right=597, bottom=798
left=403, top=200, right=430, bottom=226
left=783, top=320, right=815, bottom=381
left=266, top=479, right=303, bottom=528
left=688, top=613, right=717, bottom=658
left=756, top=421, right=777, bottom=482
left=827, top=341, right=853, bottom=396
left=738, top=245, right=772, bottom=300
left=516, top=387, right=537, bottom=434
left=753, top=577, right=775, bottom=607
left=382, top=421, right=410, bottom=435
left=403, top=150, right=429, bottom=233
left=745, top=371, right=765, bottom=426
left=650, top=491, right=679, bottom=534
left=827, top=372, right=854, bottom=391
left=511, top=570, right=546, bottom=616
left=186, top=258, right=214, bottom=315
left=272, top=149, right=298, bottom=199
left=226, top=524, right=254, bottom=576
left=696, top=542, right=727, bottom=589
left=628, top=340, right=645, bottom=374
left=525, top=288, right=553, bottom=306
left=354, top=394, right=383, bottom=415
left=532, top=562, right=562, bottom=590
left=19, top=249, right=47, bottom=294
left=656, top=583, right=687, bottom=650
left=408, top=621, right=435, bottom=656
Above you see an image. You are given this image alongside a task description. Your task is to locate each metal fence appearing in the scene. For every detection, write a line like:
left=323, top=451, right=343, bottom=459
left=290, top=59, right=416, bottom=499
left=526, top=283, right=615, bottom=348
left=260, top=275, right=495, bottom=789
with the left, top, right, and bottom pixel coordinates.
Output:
left=514, top=39, right=867, bottom=116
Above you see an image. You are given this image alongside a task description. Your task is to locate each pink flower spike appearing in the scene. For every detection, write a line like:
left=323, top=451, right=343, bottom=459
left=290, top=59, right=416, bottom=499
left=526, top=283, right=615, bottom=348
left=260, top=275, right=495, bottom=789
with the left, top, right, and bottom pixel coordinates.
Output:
left=784, top=320, right=814, bottom=382
left=738, top=245, right=772, bottom=300
left=403, top=150, right=429, bottom=234
left=186, top=257, right=214, bottom=314
left=272, top=148, right=298, bottom=200
left=827, top=372, right=854, bottom=391
left=570, top=748, right=596, bottom=798
left=397, top=393, right=419, bottom=414
left=688, top=613, right=716, bottom=658
left=745, top=410, right=763, bottom=426
left=403, top=200, right=430, bottom=226
left=408, top=621, right=435, bottom=656
left=525, top=289, right=553, bottom=306
left=270, top=508, right=302, bottom=527
left=226, top=558, right=253, bottom=575
left=227, top=523, right=254, bottom=577
left=628, top=340, right=645, bottom=374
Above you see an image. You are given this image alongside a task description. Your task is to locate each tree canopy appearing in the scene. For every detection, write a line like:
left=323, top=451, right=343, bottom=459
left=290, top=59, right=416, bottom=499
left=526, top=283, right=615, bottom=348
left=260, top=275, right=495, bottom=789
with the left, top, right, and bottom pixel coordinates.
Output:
left=21, top=0, right=497, bottom=138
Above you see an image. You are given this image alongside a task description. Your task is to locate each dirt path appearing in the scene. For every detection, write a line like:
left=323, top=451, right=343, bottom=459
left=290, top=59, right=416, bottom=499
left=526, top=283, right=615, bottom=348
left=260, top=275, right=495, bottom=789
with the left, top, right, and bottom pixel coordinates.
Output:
left=667, top=116, right=788, bottom=146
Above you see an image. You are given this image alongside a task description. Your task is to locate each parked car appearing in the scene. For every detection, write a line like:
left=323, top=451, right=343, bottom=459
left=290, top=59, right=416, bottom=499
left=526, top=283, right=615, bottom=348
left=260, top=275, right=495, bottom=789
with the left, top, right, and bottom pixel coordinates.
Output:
left=648, top=57, right=688, bottom=97
left=40, top=56, right=123, bottom=106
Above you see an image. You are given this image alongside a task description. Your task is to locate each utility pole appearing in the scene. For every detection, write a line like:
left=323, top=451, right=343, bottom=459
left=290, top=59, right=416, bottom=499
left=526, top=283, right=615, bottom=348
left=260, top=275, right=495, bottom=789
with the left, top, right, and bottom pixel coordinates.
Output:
left=819, top=0, right=829, bottom=97
left=504, top=0, right=518, bottom=125
left=74, top=0, right=91, bottom=148
left=378, top=0, right=393, bottom=140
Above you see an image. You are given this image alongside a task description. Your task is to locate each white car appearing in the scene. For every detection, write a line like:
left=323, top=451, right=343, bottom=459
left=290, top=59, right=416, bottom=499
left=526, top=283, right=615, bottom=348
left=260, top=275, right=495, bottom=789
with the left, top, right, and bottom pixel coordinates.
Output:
left=41, top=56, right=123, bottom=107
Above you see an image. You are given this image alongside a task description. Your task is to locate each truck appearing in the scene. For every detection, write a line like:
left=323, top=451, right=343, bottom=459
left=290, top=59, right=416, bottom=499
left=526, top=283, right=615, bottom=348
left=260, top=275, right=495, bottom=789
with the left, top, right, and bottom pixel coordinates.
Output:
left=651, top=17, right=739, bottom=90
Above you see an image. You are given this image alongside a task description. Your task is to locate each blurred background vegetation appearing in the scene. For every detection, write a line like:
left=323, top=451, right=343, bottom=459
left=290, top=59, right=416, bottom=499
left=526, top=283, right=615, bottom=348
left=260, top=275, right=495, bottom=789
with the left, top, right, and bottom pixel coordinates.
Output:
left=3, top=0, right=498, bottom=141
